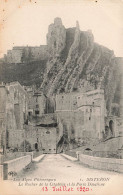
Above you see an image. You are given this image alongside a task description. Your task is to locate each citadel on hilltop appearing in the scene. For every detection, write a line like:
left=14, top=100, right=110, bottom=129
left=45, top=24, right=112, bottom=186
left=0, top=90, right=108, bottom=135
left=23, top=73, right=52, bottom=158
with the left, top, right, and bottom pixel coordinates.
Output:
left=0, top=18, right=123, bottom=159
left=4, top=45, right=48, bottom=64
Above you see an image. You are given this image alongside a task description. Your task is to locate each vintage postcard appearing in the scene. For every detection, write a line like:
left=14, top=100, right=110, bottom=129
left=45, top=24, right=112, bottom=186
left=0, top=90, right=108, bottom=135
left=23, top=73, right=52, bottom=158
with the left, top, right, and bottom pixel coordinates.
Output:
left=0, top=0, right=123, bottom=194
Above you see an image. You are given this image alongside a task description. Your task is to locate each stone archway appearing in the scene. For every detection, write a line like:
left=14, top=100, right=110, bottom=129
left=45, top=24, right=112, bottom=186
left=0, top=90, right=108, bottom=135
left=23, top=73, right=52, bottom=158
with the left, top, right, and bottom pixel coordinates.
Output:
left=109, top=120, right=114, bottom=135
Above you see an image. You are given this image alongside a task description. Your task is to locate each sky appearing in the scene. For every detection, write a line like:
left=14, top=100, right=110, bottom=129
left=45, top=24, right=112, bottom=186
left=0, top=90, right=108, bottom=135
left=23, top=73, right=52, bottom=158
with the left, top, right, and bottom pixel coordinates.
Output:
left=0, top=0, right=123, bottom=58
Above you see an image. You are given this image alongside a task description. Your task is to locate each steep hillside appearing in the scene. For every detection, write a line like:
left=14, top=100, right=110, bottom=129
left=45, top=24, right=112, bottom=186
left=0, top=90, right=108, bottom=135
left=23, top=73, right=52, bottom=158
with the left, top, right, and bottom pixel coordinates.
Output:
left=0, top=60, right=47, bottom=86
left=0, top=17, right=122, bottom=115
left=41, top=18, right=122, bottom=115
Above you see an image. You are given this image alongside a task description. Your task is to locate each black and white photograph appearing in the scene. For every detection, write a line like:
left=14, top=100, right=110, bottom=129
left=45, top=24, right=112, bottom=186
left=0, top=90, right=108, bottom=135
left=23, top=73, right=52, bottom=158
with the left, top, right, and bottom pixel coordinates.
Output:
left=0, top=0, right=123, bottom=194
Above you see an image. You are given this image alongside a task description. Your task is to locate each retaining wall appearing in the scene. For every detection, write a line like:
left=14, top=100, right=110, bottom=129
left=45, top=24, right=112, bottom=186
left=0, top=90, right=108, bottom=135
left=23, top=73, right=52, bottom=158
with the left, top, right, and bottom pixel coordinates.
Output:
left=77, top=152, right=123, bottom=173
left=0, top=165, right=3, bottom=180
left=3, top=155, right=32, bottom=179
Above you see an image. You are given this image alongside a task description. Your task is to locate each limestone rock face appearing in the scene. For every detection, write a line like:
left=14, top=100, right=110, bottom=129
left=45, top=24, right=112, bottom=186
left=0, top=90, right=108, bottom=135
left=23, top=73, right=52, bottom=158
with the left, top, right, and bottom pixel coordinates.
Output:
left=41, top=18, right=122, bottom=115
left=47, top=17, right=66, bottom=57
left=0, top=18, right=122, bottom=115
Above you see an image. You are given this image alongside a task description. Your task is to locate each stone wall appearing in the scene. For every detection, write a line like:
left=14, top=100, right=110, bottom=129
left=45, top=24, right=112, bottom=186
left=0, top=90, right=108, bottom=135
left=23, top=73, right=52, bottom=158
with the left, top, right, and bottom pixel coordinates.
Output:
left=6, top=82, right=28, bottom=131
left=39, top=127, right=57, bottom=154
left=25, top=87, right=34, bottom=114
left=0, top=165, right=3, bottom=179
left=0, top=82, right=29, bottom=150
left=5, top=49, right=23, bottom=64
left=31, top=45, right=48, bottom=61
left=0, top=85, right=7, bottom=153
left=4, top=45, right=48, bottom=64
left=56, top=93, right=77, bottom=111
left=56, top=110, right=99, bottom=149
left=25, top=125, right=57, bottom=153
left=3, top=155, right=32, bottom=179
left=78, top=105, right=102, bottom=139
left=26, top=87, right=47, bottom=117
left=105, top=116, right=120, bottom=138
left=33, top=92, right=46, bottom=116
left=7, top=130, right=25, bottom=149
left=77, top=153, right=123, bottom=173
left=56, top=89, right=106, bottom=143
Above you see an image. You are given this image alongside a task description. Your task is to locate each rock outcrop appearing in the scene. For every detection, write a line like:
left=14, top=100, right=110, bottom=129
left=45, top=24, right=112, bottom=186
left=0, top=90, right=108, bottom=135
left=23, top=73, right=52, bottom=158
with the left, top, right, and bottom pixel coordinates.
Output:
left=47, top=17, right=66, bottom=58
left=0, top=18, right=122, bottom=115
left=40, top=18, right=122, bottom=115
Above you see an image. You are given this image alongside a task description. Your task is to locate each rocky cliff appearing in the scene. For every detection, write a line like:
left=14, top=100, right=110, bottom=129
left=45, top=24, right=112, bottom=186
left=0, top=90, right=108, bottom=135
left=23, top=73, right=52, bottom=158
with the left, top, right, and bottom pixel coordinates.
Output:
left=41, top=18, right=122, bottom=115
left=0, top=18, right=122, bottom=115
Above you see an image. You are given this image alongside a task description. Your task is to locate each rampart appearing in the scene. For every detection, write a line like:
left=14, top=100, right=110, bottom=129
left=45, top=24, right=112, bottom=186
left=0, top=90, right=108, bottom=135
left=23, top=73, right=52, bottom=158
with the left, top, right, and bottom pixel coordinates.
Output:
left=4, top=45, right=48, bottom=64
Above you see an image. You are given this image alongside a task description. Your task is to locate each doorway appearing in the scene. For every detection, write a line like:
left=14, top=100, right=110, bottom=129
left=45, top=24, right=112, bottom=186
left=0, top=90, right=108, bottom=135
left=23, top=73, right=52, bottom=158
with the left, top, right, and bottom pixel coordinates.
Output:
left=109, top=120, right=114, bottom=135
left=35, top=143, right=38, bottom=150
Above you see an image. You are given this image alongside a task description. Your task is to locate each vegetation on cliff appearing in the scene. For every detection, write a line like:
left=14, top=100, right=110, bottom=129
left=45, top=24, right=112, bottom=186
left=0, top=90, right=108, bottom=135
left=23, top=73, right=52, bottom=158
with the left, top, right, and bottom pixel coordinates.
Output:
left=0, top=17, right=122, bottom=115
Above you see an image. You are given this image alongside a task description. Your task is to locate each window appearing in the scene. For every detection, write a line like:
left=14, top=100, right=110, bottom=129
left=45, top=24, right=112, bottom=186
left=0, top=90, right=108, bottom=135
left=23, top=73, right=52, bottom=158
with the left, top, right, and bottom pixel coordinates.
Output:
left=71, top=129, right=75, bottom=134
left=28, top=112, right=31, bottom=116
left=36, top=104, right=39, bottom=108
left=35, top=110, right=39, bottom=115
left=46, top=131, right=50, bottom=134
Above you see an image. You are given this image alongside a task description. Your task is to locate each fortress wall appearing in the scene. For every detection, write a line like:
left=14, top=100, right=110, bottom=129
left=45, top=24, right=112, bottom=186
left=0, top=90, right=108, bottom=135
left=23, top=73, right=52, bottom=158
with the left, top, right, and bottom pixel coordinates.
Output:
left=31, top=46, right=48, bottom=60
left=5, top=45, right=48, bottom=63
left=56, top=110, right=100, bottom=147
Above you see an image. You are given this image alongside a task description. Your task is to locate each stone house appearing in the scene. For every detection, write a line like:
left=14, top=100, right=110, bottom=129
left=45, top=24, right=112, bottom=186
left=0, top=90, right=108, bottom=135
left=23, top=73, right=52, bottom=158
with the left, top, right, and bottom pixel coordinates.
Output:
left=55, top=92, right=78, bottom=111
left=77, top=89, right=106, bottom=139
left=33, top=89, right=46, bottom=117
left=56, top=89, right=107, bottom=143
left=0, top=82, right=59, bottom=153
left=25, top=87, right=46, bottom=117
left=24, top=124, right=57, bottom=153
left=0, top=82, right=28, bottom=151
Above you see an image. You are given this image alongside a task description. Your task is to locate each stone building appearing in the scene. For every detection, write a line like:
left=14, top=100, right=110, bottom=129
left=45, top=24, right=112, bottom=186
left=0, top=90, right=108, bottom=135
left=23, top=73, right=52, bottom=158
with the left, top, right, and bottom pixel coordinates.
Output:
left=0, top=81, right=121, bottom=154
left=33, top=89, right=46, bottom=117
left=0, top=82, right=28, bottom=150
left=4, top=45, right=48, bottom=64
left=0, top=84, right=7, bottom=155
left=56, top=89, right=107, bottom=144
left=0, top=82, right=59, bottom=153
left=25, top=87, right=46, bottom=117
left=56, top=92, right=78, bottom=111
left=77, top=89, right=106, bottom=139
left=4, top=47, right=23, bottom=64
left=25, top=86, right=34, bottom=117
left=24, top=124, right=57, bottom=154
